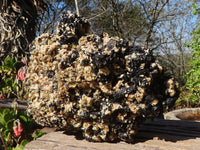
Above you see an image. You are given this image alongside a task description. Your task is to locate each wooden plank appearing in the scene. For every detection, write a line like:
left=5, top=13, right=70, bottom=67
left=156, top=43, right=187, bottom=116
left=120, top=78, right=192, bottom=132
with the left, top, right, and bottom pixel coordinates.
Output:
left=24, top=119, right=200, bottom=150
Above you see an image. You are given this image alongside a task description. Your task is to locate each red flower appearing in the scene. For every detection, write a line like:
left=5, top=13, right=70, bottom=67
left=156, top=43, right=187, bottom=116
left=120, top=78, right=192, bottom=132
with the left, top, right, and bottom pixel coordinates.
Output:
left=18, top=122, right=23, bottom=132
left=17, top=57, right=27, bottom=81
left=21, top=57, right=27, bottom=66
left=13, top=119, right=23, bottom=137
left=17, top=66, right=26, bottom=80
left=13, top=126, right=21, bottom=137
left=0, top=94, right=5, bottom=100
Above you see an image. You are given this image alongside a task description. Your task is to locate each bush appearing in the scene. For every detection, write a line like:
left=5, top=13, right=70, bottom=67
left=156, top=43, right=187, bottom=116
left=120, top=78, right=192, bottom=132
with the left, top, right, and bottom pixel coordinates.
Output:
left=0, top=57, right=18, bottom=98
left=185, top=3, right=200, bottom=103
left=0, top=109, right=34, bottom=149
left=0, top=57, right=45, bottom=149
left=175, top=88, right=200, bottom=108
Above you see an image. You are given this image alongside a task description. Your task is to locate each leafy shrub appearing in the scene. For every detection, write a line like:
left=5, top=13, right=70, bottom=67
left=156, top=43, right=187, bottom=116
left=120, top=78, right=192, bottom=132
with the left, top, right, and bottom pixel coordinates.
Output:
left=0, top=109, right=34, bottom=149
left=0, top=57, right=18, bottom=99
left=0, top=57, right=45, bottom=149
left=185, top=3, right=200, bottom=102
left=175, top=88, right=200, bottom=108
left=0, top=108, right=46, bottom=149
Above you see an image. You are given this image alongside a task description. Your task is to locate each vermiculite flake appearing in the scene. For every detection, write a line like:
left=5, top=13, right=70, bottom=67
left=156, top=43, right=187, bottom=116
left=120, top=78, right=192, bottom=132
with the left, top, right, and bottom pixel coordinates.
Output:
left=24, top=11, right=179, bottom=142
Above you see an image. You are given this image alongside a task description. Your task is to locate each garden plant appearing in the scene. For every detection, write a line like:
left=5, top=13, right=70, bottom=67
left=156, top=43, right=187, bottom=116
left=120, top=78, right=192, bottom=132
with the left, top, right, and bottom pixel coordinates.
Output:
left=0, top=57, right=45, bottom=150
left=184, top=3, right=200, bottom=105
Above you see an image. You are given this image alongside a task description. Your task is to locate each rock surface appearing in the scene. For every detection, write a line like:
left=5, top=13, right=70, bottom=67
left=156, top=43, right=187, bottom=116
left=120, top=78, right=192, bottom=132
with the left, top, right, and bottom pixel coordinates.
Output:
left=24, top=11, right=179, bottom=142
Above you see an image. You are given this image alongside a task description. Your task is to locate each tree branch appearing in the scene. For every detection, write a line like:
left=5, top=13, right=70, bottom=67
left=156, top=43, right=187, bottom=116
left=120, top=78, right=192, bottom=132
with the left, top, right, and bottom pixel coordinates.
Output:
left=75, top=0, right=80, bottom=16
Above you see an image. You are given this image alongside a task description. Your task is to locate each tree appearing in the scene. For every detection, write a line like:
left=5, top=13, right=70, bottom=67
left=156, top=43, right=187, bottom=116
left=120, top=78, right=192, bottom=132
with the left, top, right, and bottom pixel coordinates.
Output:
left=185, top=3, right=200, bottom=101
left=135, top=0, right=169, bottom=49
left=89, top=0, right=147, bottom=41
left=37, top=0, right=68, bottom=35
left=157, top=7, right=197, bottom=86
left=78, top=0, right=194, bottom=51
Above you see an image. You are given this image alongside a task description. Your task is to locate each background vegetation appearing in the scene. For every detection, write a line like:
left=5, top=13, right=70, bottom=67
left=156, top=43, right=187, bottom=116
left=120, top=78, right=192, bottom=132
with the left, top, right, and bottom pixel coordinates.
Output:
left=38, top=0, right=200, bottom=108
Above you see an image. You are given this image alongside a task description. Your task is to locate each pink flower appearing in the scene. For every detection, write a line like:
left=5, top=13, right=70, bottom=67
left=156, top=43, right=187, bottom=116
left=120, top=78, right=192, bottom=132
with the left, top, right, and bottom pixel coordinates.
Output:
left=13, top=119, right=23, bottom=137
left=17, top=57, right=27, bottom=81
left=17, top=66, right=26, bottom=80
left=13, top=126, right=21, bottom=137
left=21, top=57, right=27, bottom=66
left=18, top=122, right=23, bottom=132
left=0, top=94, right=5, bottom=100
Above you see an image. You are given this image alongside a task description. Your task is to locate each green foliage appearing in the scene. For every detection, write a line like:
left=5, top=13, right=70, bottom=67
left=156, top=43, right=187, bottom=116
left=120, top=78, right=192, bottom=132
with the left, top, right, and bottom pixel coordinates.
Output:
left=0, top=57, right=18, bottom=98
left=33, top=130, right=46, bottom=141
left=192, top=3, right=200, bottom=15
left=0, top=109, right=36, bottom=149
left=185, top=4, right=200, bottom=102
left=8, top=140, right=28, bottom=150
left=175, top=88, right=200, bottom=108
left=0, top=57, right=34, bottom=149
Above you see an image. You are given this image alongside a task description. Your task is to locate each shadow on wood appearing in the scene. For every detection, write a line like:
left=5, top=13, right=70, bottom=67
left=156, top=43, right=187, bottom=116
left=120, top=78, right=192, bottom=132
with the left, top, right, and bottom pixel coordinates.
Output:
left=24, top=119, right=200, bottom=150
left=60, top=119, right=200, bottom=143
left=136, top=119, right=200, bottom=143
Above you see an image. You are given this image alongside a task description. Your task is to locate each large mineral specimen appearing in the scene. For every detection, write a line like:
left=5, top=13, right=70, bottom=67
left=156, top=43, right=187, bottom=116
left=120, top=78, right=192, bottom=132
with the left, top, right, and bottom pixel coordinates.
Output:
left=25, top=11, right=179, bottom=142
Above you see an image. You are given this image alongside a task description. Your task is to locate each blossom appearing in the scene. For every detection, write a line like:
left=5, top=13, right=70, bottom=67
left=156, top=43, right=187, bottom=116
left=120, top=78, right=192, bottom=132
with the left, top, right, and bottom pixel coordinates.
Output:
left=13, top=126, right=21, bottom=137
left=17, top=121, right=23, bottom=132
left=0, top=94, right=5, bottom=100
left=13, top=119, right=23, bottom=137
left=21, top=57, right=27, bottom=66
left=17, top=67, right=26, bottom=80
left=17, top=57, right=27, bottom=81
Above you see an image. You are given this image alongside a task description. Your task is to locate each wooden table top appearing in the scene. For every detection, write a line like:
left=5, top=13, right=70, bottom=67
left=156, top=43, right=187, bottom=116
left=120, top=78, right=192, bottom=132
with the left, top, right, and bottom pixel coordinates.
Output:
left=24, top=119, right=200, bottom=150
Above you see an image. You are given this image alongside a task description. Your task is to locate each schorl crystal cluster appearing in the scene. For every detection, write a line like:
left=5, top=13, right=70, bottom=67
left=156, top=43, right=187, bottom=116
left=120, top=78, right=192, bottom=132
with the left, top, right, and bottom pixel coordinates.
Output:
left=25, top=11, right=179, bottom=142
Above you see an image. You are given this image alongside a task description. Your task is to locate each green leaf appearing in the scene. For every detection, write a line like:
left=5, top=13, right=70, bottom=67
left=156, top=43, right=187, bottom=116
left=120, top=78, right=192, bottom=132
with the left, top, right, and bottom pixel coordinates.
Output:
left=0, top=114, right=6, bottom=127
left=8, top=140, right=28, bottom=150
left=12, top=84, right=18, bottom=93
left=3, top=57, right=16, bottom=69
left=33, top=130, right=46, bottom=140
left=5, top=78, right=13, bottom=86
left=3, top=129, right=11, bottom=143
left=5, top=119, right=14, bottom=131
left=185, top=3, right=200, bottom=102
left=19, top=115, right=28, bottom=123
left=20, top=139, right=28, bottom=147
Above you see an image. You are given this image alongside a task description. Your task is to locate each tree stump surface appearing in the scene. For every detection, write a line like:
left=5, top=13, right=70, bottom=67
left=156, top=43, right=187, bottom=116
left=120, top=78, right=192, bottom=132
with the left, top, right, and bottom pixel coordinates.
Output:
left=24, top=119, right=200, bottom=150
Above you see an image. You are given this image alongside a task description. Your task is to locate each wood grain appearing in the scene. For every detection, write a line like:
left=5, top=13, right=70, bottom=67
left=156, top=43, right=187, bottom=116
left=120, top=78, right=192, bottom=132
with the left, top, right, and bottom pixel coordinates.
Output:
left=24, top=119, right=200, bottom=150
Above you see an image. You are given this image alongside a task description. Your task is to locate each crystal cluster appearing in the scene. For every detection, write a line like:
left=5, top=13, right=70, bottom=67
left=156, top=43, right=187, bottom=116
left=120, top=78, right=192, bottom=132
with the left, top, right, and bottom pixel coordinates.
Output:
left=25, top=11, right=179, bottom=142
